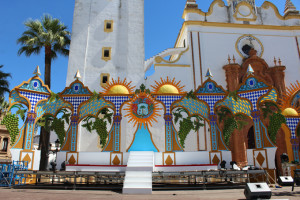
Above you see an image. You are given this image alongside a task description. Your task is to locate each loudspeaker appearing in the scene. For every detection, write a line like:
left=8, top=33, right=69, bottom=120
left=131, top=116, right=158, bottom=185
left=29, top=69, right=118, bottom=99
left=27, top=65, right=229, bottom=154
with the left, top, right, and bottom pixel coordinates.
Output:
left=244, top=183, right=272, bottom=200
left=278, top=176, right=294, bottom=186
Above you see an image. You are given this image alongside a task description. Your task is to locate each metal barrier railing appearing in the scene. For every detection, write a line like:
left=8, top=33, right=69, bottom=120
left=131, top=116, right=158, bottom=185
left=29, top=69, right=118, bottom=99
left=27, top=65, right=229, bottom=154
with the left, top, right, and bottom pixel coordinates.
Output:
left=0, top=161, right=28, bottom=187
left=12, top=169, right=266, bottom=189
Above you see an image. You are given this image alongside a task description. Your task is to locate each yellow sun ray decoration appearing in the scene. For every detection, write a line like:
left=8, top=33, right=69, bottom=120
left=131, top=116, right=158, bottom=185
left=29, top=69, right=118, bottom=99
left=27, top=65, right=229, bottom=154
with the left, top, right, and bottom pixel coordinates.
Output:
left=278, top=80, right=300, bottom=113
left=151, top=77, right=185, bottom=94
left=102, top=77, right=135, bottom=95
left=124, top=85, right=162, bottom=127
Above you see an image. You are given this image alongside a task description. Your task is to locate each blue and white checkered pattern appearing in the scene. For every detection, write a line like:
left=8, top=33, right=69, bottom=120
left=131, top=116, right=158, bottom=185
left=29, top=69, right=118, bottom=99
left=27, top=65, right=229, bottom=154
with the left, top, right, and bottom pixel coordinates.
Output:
left=63, top=96, right=90, bottom=114
left=239, top=89, right=268, bottom=110
left=19, top=91, right=49, bottom=112
left=286, top=117, right=300, bottom=138
left=197, top=95, right=225, bottom=114
left=156, top=95, right=182, bottom=114
left=104, top=96, right=130, bottom=115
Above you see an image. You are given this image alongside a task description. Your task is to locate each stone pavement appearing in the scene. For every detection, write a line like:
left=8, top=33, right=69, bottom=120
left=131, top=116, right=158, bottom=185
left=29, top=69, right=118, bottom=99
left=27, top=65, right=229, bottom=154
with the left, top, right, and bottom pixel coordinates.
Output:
left=0, top=187, right=299, bottom=200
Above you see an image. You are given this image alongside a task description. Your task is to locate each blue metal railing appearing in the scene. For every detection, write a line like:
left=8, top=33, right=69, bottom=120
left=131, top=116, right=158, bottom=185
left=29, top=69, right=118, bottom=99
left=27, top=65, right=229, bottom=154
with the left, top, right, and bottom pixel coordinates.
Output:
left=0, top=161, right=28, bottom=187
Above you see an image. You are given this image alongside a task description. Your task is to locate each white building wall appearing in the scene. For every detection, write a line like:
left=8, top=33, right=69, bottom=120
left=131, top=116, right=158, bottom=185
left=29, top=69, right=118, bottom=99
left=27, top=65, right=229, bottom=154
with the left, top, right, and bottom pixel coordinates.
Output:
left=67, top=0, right=145, bottom=91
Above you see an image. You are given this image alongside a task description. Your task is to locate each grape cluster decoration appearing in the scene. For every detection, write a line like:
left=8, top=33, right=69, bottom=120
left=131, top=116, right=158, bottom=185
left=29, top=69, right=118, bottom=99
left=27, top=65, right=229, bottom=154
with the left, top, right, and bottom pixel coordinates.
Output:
left=51, top=118, right=66, bottom=146
left=81, top=108, right=113, bottom=148
left=1, top=113, right=19, bottom=145
left=93, top=118, right=108, bottom=148
left=178, top=118, right=194, bottom=148
left=268, top=112, right=286, bottom=143
left=173, top=107, right=204, bottom=148
left=37, top=109, right=71, bottom=146
left=222, top=117, right=238, bottom=146
left=260, top=101, right=286, bottom=144
left=217, top=107, right=248, bottom=147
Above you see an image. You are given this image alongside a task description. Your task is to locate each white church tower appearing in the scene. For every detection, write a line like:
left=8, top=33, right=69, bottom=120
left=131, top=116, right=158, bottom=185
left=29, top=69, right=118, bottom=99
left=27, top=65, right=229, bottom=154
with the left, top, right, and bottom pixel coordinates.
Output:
left=66, top=0, right=145, bottom=91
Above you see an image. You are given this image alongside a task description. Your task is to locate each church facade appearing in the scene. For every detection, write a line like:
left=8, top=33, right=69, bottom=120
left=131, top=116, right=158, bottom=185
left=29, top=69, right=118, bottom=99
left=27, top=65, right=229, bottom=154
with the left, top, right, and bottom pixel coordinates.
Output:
left=7, top=0, right=300, bottom=181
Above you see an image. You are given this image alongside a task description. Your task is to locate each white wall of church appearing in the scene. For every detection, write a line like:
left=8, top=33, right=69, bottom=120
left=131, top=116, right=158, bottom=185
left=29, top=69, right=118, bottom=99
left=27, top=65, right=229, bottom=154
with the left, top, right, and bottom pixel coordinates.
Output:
left=147, top=26, right=300, bottom=91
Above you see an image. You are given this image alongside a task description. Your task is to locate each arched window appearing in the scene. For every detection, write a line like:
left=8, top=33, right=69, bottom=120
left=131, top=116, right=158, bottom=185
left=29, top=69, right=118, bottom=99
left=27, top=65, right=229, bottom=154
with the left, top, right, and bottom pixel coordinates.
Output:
left=247, top=126, right=255, bottom=149
left=2, top=138, right=8, bottom=152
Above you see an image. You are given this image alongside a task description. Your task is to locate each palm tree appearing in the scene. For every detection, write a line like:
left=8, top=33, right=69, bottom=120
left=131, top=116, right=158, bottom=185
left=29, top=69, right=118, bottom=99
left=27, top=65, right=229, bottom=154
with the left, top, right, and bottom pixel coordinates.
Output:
left=0, top=97, right=9, bottom=118
left=17, top=14, right=70, bottom=88
left=17, top=15, right=71, bottom=171
left=0, top=65, right=11, bottom=97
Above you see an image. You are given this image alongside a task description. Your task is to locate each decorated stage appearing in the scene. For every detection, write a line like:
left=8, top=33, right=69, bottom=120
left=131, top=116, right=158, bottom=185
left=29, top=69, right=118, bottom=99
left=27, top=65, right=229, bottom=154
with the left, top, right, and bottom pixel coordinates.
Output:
left=3, top=64, right=300, bottom=193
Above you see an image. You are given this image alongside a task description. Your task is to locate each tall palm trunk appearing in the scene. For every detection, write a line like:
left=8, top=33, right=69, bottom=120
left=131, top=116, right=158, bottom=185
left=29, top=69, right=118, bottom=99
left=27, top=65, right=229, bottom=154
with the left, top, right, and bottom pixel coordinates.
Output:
left=39, top=45, right=52, bottom=171
left=44, top=45, right=52, bottom=88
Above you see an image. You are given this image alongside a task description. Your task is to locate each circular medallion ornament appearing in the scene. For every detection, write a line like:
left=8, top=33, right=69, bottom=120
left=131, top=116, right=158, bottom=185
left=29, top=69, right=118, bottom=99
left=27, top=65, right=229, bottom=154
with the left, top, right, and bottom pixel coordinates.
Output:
left=236, top=35, right=263, bottom=58
left=73, top=83, right=81, bottom=93
left=247, top=77, right=257, bottom=88
left=31, top=80, right=40, bottom=89
left=125, top=92, right=161, bottom=127
left=206, top=82, right=215, bottom=92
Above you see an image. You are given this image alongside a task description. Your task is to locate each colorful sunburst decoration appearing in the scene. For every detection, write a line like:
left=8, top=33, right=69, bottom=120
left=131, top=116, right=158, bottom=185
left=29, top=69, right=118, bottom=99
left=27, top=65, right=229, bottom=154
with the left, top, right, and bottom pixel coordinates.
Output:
left=124, top=92, right=162, bottom=127
left=279, top=80, right=300, bottom=113
left=151, top=77, right=185, bottom=94
left=102, top=77, right=135, bottom=94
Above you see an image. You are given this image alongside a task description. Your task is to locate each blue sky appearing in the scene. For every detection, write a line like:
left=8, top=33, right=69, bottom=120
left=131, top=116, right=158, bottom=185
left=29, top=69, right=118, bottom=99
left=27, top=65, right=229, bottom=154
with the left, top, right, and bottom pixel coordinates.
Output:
left=0, top=0, right=299, bottom=98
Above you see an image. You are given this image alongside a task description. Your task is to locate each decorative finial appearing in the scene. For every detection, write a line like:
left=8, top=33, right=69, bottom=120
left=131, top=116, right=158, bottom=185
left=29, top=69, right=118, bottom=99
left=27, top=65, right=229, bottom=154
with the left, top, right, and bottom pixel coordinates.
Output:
left=33, top=65, right=41, bottom=76
left=205, top=68, right=213, bottom=78
left=273, top=57, right=277, bottom=66
left=228, top=55, right=231, bottom=64
left=247, top=64, right=254, bottom=75
left=278, top=58, right=282, bottom=66
left=284, top=0, right=299, bottom=16
left=232, top=55, right=236, bottom=63
left=74, top=70, right=81, bottom=80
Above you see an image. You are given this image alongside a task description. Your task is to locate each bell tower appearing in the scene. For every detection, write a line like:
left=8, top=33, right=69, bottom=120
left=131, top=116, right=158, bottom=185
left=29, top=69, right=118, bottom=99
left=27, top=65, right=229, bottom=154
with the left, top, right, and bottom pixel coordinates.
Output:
left=66, top=0, right=145, bottom=91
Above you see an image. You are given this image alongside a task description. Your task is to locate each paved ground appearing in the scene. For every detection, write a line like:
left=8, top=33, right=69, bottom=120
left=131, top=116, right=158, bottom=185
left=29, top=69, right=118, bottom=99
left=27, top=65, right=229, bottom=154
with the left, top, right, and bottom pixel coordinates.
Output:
left=0, top=187, right=299, bottom=200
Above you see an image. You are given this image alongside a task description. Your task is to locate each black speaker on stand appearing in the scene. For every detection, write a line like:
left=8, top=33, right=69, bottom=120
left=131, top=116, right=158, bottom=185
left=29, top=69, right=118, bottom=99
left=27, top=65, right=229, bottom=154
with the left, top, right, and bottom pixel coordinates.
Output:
left=244, top=182, right=272, bottom=200
left=278, top=176, right=294, bottom=186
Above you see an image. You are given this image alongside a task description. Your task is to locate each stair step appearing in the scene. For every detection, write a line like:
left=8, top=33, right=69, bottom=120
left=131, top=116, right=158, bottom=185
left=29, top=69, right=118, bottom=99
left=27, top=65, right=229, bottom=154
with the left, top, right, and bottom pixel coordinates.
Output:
left=124, top=177, right=152, bottom=182
left=125, top=171, right=152, bottom=177
left=127, top=161, right=153, bottom=164
left=126, top=166, right=153, bottom=171
left=128, top=155, right=153, bottom=159
left=123, top=151, right=154, bottom=194
left=129, top=151, right=154, bottom=155
left=128, top=157, right=153, bottom=160
left=123, top=182, right=152, bottom=188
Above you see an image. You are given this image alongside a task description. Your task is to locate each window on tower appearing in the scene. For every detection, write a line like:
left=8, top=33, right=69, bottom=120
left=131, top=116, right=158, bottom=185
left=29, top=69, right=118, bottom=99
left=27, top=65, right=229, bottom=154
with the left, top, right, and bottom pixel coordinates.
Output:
left=102, top=47, right=112, bottom=61
left=104, top=20, right=113, bottom=32
left=104, top=50, right=110, bottom=57
left=103, top=76, right=108, bottom=83
left=100, top=73, right=110, bottom=87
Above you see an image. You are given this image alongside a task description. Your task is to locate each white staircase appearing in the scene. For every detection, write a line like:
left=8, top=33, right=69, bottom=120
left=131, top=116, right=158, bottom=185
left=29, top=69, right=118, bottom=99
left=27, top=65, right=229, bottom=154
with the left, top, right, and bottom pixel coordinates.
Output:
left=123, top=151, right=154, bottom=194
